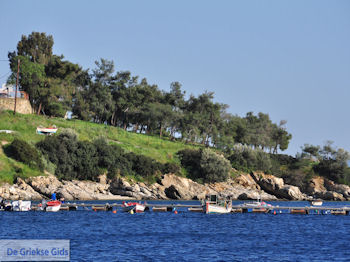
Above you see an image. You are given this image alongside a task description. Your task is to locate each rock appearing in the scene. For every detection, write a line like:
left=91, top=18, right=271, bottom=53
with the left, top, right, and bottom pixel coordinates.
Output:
left=164, top=185, right=182, bottom=199
left=98, top=174, right=107, bottom=185
left=278, top=185, right=305, bottom=200
left=251, top=172, right=306, bottom=200
left=26, top=175, right=62, bottom=198
left=234, top=173, right=261, bottom=190
left=161, top=174, right=208, bottom=200
left=305, top=177, right=327, bottom=195
left=315, top=191, right=345, bottom=201
left=0, top=180, right=42, bottom=200
left=238, top=192, right=260, bottom=200
left=324, top=179, right=350, bottom=199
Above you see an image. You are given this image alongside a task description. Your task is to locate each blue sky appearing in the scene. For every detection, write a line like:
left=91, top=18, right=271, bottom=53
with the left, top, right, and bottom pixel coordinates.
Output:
left=0, top=0, right=349, bottom=156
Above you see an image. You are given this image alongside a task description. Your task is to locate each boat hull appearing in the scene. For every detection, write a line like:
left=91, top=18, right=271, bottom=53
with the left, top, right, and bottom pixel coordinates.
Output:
left=45, top=200, right=61, bottom=212
left=204, top=202, right=231, bottom=214
left=12, top=201, right=31, bottom=211
left=310, top=201, right=323, bottom=206
left=122, top=203, right=145, bottom=213
left=46, top=205, right=61, bottom=212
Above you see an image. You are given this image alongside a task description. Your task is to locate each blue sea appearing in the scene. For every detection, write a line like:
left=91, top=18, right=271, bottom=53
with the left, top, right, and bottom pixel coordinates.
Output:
left=1, top=201, right=350, bottom=262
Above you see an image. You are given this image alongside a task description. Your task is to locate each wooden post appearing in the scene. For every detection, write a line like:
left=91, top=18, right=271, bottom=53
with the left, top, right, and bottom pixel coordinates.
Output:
left=14, top=58, right=20, bottom=115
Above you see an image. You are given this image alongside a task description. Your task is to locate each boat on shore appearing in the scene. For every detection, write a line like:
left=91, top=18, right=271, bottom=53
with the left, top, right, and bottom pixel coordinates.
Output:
left=45, top=200, right=62, bottom=212
left=122, top=201, right=146, bottom=213
left=203, top=195, right=232, bottom=214
left=36, top=125, right=58, bottom=135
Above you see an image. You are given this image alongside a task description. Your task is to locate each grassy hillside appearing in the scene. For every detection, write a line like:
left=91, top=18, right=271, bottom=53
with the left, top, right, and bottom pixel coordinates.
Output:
left=0, top=110, right=196, bottom=183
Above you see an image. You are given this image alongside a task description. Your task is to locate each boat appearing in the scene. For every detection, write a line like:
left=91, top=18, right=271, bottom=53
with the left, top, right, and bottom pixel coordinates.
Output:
left=203, top=195, right=232, bottom=214
left=12, top=200, right=31, bottom=211
left=122, top=202, right=146, bottom=213
left=309, top=199, right=323, bottom=206
left=45, top=200, right=62, bottom=212
left=36, top=125, right=58, bottom=135
left=243, top=200, right=272, bottom=208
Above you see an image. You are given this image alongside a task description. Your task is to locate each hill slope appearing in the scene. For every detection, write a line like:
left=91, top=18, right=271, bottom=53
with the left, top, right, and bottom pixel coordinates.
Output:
left=0, top=110, right=195, bottom=183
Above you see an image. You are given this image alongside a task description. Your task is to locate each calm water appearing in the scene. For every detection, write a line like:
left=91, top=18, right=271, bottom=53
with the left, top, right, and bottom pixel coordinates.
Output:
left=0, top=201, right=350, bottom=262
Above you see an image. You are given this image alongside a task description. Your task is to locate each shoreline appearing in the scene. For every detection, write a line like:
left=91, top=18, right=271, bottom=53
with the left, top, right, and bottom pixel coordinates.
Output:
left=1, top=172, right=350, bottom=202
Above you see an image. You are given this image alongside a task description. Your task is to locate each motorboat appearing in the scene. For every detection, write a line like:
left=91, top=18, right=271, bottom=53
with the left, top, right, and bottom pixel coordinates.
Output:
left=12, top=200, right=31, bottom=211
left=243, top=200, right=272, bottom=208
left=203, top=195, right=232, bottom=214
left=45, top=200, right=62, bottom=212
left=122, top=202, right=146, bottom=213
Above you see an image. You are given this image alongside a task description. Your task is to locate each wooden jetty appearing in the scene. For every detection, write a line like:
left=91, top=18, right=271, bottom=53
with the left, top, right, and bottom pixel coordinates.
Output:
left=52, top=202, right=350, bottom=215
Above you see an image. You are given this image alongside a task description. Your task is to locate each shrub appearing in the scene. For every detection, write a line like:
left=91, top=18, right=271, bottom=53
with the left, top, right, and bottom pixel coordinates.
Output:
left=177, top=148, right=231, bottom=183
left=126, top=152, right=162, bottom=178
left=177, top=149, right=201, bottom=179
left=162, top=162, right=181, bottom=175
left=199, top=148, right=230, bottom=183
left=7, top=139, right=43, bottom=171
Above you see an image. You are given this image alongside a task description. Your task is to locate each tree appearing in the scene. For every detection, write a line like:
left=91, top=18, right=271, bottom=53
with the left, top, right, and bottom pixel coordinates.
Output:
left=313, top=142, right=350, bottom=183
left=8, top=32, right=84, bottom=116
left=8, top=32, right=53, bottom=65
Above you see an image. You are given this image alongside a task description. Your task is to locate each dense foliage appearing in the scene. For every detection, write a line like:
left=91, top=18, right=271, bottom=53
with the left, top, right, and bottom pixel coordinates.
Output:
left=177, top=148, right=231, bottom=183
left=36, top=129, right=170, bottom=181
left=5, top=32, right=350, bottom=186
left=6, top=139, right=43, bottom=171
left=8, top=32, right=291, bottom=154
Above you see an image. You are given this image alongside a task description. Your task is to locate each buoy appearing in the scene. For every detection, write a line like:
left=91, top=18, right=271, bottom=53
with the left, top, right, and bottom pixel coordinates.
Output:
left=130, top=210, right=134, bottom=214
left=174, top=210, right=178, bottom=214
left=273, top=211, right=276, bottom=215
left=113, top=210, right=117, bottom=214
left=94, top=209, right=96, bottom=212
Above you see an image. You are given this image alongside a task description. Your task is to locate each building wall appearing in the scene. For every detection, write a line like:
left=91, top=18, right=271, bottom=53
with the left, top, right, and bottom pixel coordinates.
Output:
left=0, top=98, right=33, bottom=114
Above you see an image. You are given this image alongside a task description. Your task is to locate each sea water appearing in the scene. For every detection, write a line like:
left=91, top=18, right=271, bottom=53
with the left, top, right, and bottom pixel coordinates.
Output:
left=0, top=201, right=349, bottom=261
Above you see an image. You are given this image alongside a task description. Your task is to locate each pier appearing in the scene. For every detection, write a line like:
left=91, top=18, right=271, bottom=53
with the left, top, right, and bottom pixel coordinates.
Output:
left=53, top=202, right=350, bottom=215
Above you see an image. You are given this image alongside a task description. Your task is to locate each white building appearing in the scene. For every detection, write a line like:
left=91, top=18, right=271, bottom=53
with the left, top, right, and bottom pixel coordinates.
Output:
left=0, top=83, right=25, bottom=98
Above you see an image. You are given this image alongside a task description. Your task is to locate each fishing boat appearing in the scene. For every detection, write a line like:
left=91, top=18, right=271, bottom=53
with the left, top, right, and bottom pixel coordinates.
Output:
left=203, top=195, right=232, bottom=214
left=36, top=125, right=58, bottom=135
left=12, top=200, right=31, bottom=211
left=122, top=202, right=146, bottom=213
left=45, top=200, right=61, bottom=212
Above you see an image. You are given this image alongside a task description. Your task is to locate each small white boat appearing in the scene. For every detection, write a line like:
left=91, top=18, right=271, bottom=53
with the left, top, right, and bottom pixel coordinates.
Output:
left=36, top=125, right=58, bottom=135
left=243, top=200, right=272, bottom=208
left=45, top=200, right=61, bottom=212
left=122, top=202, right=146, bottom=213
left=12, top=200, right=31, bottom=211
left=203, top=195, right=232, bottom=214
left=309, top=199, right=323, bottom=206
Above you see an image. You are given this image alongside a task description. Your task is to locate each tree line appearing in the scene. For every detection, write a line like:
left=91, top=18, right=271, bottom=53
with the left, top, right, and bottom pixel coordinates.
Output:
left=7, top=32, right=292, bottom=154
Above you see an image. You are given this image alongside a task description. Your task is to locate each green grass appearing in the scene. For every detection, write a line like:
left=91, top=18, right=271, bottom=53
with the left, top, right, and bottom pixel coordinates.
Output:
left=0, top=110, right=197, bottom=183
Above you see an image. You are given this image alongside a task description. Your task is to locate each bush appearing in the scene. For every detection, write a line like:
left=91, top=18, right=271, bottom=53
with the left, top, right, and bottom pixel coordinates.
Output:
left=177, top=148, right=231, bottom=183
left=162, top=162, right=181, bottom=175
left=228, top=145, right=272, bottom=173
left=199, top=149, right=230, bottom=183
left=177, top=149, right=201, bottom=179
left=7, top=139, right=43, bottom=171
left=37, top=132, right=169, bottom=181
left=126, top=152, right=162, bottom=178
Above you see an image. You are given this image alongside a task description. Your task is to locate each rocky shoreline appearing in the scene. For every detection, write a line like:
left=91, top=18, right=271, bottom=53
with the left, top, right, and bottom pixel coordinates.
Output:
left=1, top=172, right=350, bottom=202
